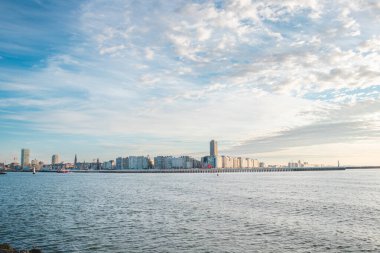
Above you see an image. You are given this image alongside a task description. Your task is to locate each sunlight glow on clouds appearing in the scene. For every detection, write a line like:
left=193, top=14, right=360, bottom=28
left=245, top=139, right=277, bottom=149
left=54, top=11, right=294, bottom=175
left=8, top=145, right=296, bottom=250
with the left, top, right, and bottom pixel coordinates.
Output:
left=0, top=0, right=379, bottom=165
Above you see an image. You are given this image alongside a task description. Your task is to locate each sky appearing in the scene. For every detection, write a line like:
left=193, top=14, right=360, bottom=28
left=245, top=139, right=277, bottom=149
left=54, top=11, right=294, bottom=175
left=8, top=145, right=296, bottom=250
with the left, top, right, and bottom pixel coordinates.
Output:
left=0, top=0, right=380, bottom=166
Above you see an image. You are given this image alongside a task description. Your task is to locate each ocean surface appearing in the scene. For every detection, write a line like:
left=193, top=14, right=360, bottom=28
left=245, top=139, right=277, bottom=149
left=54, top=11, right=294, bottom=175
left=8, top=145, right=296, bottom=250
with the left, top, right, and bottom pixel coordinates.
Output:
left=0, top=170, right=380, bottom=252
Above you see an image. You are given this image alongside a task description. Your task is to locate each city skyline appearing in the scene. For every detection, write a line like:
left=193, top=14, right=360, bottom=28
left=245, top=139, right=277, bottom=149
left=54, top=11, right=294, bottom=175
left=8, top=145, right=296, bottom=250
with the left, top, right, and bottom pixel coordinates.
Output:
left=6, top=141, right=305, bottom=170
left=0, top=142, right=347, bottom=168
left=1, top=1, right=380, bottom=165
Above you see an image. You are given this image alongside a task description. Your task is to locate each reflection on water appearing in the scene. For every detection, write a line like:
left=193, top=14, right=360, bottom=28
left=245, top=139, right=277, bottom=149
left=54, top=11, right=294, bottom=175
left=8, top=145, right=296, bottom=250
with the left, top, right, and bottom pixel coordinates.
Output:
left=1, top=170, right=380, bottom=252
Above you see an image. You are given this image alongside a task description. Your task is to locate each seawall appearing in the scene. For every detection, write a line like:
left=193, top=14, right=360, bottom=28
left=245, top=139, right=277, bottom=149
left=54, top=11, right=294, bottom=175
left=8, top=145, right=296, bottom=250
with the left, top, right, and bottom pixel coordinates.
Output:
left=69, top=167, right=346, bottom=173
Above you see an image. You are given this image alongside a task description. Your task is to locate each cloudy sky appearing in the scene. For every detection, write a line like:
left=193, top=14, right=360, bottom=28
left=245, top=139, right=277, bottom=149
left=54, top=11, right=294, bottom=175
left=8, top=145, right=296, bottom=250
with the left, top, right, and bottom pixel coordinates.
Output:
left=0, top=0, right=379, bottom=165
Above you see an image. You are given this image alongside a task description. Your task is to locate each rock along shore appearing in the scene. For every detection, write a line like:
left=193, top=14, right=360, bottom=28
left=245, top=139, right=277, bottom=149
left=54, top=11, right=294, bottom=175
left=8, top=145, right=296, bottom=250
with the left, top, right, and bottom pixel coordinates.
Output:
left=0, top=244, right=42, bottom=253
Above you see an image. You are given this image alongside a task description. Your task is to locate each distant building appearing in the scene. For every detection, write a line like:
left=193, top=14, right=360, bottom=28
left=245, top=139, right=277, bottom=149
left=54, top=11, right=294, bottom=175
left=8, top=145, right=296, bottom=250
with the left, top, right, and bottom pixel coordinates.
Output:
left=10, top=162, right=20, bottom=170
left=288, top=160, right=309, bottom=168
left=240, top=157, right=247, bottom=168
left=116, top=157, right=130, bottom=170
left=129, top=156, right=149, bottom=169
left=31, top=159, right=43, bottom=170
left=222, top=156, right=233, bottom=168
left=206, top=140, right=262, bottom=169
left=74, top=154, right=77, bottom=166
left=123, top=157, right=129, bottom=169
left=154, top=156, right=173, bottom=169
left=171, top=156, right=200, bottom=169
left=246, top=158, right=253, bottom=168
left=21, top=148, right=30, bottom=168
left=96, top=158, right=100, bottom=170
left=233, top=157, right=239, bottom=168
left=116, top=157, right=123, bottom=170
left=52, top=154, right=60, bottom=165
left=215, top=156, right=223, bottom=168
left=103, top=160, right=115, bottom=170
left=210, top=140, right=218, bottom=156
left=147, top=156, right=154, bottom=169
left=171, top=157, right=183, bottom=169
left=201, top=156, right=216, bottom=168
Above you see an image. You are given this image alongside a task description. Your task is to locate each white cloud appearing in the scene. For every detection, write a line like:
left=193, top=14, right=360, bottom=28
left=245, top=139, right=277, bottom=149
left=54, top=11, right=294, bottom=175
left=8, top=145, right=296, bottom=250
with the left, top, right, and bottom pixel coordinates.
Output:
left=227, top=103, right=380, bottom=165
left=1, top=0, right=380, bottom=163
left=145, top=47, right=154, bottom=60
left=99, top=44, right=125, bottom=55
left=359, top=36, right=380, bottom=53
left=139, top=74, right=160, bottom=86
left=256, top=0, right=324, bottom=21
left=338, top=7, right=361, bottom=36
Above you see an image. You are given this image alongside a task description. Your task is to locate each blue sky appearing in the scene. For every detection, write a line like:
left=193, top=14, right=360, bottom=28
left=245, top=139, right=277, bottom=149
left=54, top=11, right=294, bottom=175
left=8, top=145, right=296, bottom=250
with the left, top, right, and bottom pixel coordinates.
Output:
left=1, top=0, right=380, bottom=165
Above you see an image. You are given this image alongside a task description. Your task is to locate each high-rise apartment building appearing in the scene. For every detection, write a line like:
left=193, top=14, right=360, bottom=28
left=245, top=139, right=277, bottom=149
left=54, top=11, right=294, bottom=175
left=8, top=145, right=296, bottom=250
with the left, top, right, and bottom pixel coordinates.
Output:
left=52, top=154, right=60, bottom=165
left=154, top=156, right=173, bottom=170
left=128, top=156, right=149, bottom=169
left=210, top=140, right=218, bottom=156
left=116, top=157, right=127, bottom=170
left=21, top=148, right=30, bottom=168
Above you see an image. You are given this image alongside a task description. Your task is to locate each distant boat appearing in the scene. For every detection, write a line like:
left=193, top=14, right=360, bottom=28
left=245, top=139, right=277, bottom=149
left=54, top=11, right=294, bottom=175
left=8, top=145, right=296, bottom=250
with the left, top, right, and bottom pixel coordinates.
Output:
left=57, top=169, right=69, bottom=174
left=0, top=171, right=6, bottom=175
left=33, top=167, right=36, bottom=174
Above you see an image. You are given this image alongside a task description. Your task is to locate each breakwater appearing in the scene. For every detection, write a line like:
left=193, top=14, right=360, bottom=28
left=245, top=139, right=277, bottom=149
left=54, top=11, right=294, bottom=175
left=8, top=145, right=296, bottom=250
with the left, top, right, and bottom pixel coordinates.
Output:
left=70, top=167, right=346, bottom=173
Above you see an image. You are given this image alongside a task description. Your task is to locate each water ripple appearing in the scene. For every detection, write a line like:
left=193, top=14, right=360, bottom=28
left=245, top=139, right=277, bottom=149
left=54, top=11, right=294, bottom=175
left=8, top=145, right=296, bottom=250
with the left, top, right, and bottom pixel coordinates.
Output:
left=1, top=170, right=380, bottom=252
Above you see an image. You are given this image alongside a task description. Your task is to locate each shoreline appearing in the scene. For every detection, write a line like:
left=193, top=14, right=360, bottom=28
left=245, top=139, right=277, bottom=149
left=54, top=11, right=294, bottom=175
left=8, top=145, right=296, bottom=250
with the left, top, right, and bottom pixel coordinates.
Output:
left=71, top=167, right=348, bottom=173
left=3, top=167, right=380, bottom=174
left=12, top=167, right=347, bottom=173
